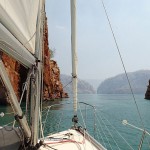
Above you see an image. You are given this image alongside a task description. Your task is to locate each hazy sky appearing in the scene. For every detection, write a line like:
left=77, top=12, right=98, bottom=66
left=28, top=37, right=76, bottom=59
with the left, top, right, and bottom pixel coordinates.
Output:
left=46, top=0, right=150, bottom=80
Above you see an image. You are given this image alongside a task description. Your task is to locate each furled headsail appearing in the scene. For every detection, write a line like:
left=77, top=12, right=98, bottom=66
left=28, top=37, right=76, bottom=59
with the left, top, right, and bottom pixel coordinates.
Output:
left=0, top=0, right=41, bottom=67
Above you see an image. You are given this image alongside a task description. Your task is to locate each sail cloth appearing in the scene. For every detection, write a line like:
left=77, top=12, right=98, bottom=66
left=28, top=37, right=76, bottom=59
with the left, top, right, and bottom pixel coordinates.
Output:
left=0, top=0, right=40, bottom=54
left=0, top=126, right=22, bottom=150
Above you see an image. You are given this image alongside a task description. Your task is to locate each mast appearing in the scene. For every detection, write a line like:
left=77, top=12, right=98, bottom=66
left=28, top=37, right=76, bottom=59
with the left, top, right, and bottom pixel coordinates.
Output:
left=30, top=0, right=45, bottom=146
left=70, top=0, right=78, bottom=117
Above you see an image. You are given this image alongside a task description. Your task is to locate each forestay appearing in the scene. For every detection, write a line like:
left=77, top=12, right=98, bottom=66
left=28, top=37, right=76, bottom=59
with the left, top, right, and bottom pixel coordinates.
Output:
left=0, top=0, right=40, bottom=54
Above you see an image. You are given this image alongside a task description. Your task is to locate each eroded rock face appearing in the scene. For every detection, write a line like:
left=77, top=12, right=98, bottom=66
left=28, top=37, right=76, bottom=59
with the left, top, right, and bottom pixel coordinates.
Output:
left=43, top=60, right=68, bottom=100
left=0, top=17, right=68, bottom=105
left=1, top=53, right=20, bottom=104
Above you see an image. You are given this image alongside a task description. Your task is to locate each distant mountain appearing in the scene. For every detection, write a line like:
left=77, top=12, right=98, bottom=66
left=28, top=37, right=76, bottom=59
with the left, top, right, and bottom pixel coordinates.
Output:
left=97, top=70, right=150, bottom=94
left=60, top=74, right=95, bottom=94
left=85, top=79, right=102, bottom=91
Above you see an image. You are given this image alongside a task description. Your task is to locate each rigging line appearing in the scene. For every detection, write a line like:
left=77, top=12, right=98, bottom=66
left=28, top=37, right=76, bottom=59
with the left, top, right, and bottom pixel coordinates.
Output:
left=23, top=31, right=36, bottom=47
left=39, top=107, right=44, bottom=140
left=0, top=112, right=14, bottom=115
left=94, top=113, right=110, bottom=150
left=1, top=121, right=14, bottom=127
left=78, top=102, right=87, bottom=129
left=95, top=112, right=113, bottom=150
left=89, top=109, right=107, bottom=148
left=56, top=111, right=64, bottom=132
left=98, top=111, right=135, bottom=150
left=96, top=111, right=121, bottom=150
left=45, top=144, right=58, bottom=150
left=99, top=0, right=146, bottom=137
left=95, top=122, right=107, bottom=148
left=19, top=82, right=28, bottom=105
left=138, top=131, right=146, bottom=150
left=43, top=105, right=51, bottom=132
left=63, top=80, right=73, bottom=89
left=25, top=73, right=31, bottom=118
left=42, top=80, right=73, bottom=131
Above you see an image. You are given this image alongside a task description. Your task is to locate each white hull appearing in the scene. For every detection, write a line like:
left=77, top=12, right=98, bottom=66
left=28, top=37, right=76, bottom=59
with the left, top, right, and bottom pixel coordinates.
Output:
left=39, top=129, right=106, bottom=150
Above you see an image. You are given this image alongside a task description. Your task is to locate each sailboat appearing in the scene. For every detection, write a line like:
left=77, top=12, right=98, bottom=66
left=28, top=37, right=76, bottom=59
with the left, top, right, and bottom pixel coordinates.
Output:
left=0, top=0, right=107, bottom=149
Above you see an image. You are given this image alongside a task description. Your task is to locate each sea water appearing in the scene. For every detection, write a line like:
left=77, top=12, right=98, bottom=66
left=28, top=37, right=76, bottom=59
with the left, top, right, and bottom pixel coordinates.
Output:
left=0, top=94, right=150, bottom=150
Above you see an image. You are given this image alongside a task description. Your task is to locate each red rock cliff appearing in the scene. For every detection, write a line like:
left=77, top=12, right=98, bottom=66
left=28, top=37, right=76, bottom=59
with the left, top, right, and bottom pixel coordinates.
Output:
left=0, top=53, right=20, bottom=104
left=0, top=17, right=68, bottom=104
left=43, top=18, right=68, bottom=100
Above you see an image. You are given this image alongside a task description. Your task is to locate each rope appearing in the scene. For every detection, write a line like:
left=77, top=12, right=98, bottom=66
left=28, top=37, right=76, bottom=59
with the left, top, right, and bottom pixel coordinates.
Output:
left=23, top=32, right=36, bottom=47
left=96, top=108, right=135, bottom=149
left=19, top=82, right=28, bottom=105
left=45, top=144, right=58, bottom=150
left=97, top=112, right=120, bottom=150
left=94, top=112, right=111, bottom=149
left=138, top=131, right=146, bottom=150
left=95, top=112, right=113, bottom=150
left=63, top=80, right=72, bottom=89
left=43, top=106, right=51, bottom=132
left=95, top=121, right=107, bottom=148
left=98, top=111, right=135, bottom=150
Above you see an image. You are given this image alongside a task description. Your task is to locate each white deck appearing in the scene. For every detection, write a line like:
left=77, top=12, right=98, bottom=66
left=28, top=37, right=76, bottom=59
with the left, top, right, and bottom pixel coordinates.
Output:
left=39, top=129, right=106, bottom=150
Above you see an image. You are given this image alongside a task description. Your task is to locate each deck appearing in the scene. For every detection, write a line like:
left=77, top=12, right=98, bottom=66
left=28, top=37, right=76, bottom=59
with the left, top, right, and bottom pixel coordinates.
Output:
left=39, top=129, right=106, bottom=150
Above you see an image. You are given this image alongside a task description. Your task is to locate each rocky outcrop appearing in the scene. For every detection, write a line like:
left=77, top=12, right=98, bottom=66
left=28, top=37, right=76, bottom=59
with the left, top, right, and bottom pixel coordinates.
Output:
left=145, top=80, right=150, bottom=99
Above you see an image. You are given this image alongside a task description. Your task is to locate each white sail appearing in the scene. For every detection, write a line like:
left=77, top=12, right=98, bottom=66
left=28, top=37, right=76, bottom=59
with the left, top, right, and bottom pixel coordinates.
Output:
left=0, top=0, right=40, bottom=54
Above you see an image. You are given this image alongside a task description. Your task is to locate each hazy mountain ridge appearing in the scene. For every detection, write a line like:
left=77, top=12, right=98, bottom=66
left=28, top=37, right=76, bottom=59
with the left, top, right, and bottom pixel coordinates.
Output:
left=60, top=74, right=95, bottom=94
left=85, top=79, right=102, bottom=91
left=97, top=70, right=150, bottom=94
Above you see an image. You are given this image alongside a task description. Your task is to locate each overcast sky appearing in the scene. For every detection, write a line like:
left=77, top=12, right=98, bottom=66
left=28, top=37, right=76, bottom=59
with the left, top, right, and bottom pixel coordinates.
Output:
left=46, top=0, right=150, bottom=80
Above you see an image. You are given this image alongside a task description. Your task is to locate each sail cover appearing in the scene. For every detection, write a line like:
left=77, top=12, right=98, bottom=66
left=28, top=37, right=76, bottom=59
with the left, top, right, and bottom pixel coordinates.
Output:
left=0, top=0, right=40, bottom=54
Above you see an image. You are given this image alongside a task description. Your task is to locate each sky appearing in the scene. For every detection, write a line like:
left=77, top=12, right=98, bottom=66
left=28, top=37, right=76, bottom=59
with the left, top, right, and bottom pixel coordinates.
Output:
left=46, top=0, right=150, bottom=81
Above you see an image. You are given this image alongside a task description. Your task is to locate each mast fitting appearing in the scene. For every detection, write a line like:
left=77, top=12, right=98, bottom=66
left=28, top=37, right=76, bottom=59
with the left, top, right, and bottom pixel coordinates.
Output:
left=72, top=74, right=77, bottom=78
left=72, top=115, right=78, bottom=124
left=14, top=113, right=24, bottom=121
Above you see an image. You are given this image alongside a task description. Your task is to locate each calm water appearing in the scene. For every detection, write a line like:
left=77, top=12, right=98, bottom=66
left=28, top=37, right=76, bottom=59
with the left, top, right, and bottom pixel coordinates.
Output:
left=1, top=94, right=150, bottom=150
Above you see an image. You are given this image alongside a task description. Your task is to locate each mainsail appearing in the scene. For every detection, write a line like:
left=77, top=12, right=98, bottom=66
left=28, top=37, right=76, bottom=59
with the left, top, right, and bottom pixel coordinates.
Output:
left=0, top=0, right=41, bottom=67
left=0, top=0, right=45, bottom=147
